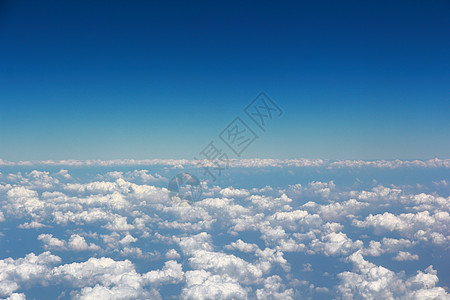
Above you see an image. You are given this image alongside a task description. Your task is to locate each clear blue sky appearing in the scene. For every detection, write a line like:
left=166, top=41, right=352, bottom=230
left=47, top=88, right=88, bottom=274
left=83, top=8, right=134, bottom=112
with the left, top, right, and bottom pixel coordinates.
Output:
left=0, top=0, right=449, bottom=161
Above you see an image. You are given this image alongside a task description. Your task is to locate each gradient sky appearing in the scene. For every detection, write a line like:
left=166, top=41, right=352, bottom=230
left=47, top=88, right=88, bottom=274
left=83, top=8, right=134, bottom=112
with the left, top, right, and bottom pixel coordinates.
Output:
left=0, top=0, right=449, bottom=161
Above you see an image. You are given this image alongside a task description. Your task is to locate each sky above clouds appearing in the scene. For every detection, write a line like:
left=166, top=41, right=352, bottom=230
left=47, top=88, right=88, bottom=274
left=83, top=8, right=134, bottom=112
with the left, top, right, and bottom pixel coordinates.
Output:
left=0, top=0, right=449, bottom=160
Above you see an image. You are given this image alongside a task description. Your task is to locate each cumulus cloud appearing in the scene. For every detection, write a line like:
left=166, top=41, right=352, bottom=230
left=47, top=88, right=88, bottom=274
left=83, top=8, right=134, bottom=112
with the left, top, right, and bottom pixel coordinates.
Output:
left=165, top=249, right=181, bottom=260
left=393, top=251, right=419, bottom=261
left=104, top=216, right=135, bottom=231
left=188, top=250, right=264, bottom=284
left=4, top=293, right=27, bottom=300
left=18, top=221, right=49, bottom=229
left=181, top=270, right=248, bottom=300
left=68, top=234, right=100, bottom=251
left=337, top=252, right=448, bottom=299
left=256, top=275, right=294, bottom=300
left=361, top=238, right=415, bottom=257
left=0, top=252, right=61, bottom=297
left=38, top=234, right=100, bottom=251
left=126, top=170, right=166, bottom=183
left=303, top=198, right=369, bottom=220
left=353, top=211, right=450, bottom=245
left=52, top=257, right=183, bottom=299
left=38, top=234, right=66, bottom=250
left=5, top=187, right=43, bottom=218
left=309, top=232, right=363, bottom=256
left=219, top=187, right=250, bottom=198
left=225, top=239, right=260, bottom=253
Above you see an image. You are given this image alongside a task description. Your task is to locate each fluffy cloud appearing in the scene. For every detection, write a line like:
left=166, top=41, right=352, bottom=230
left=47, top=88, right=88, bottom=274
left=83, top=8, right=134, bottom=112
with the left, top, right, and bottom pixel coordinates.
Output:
left=353, top=211, right=450, bottom=245
left=4, top=293, right=27, bottom=300
left=52, top=257, right=183, bottom=299
left=5, top=187, right=43, bottom=218
left=143, top=260, right=184, bottom=285
left=68, top=234, right=101, bottom=251
left=219, top=187, right=250, bottom=198
left=0, top=252, right=61, bottom=297
left=361, top=238, right=415, bottom=257
left=38, top=234, right=66, bottom=250
left=17, top=221, right=49, bottom=229
left=303, top=198, right=369, bottom=220
left=104, top=216, right=135, bottom=231
left=393, top=251, right=419, bottom=261
left=38, top=234, right=100, bottom=251
left=188, top=250, right=263, bottom=284
left=309, top=232, right=363, bottom=256
left=225, top=240, right=260, bottom=253
left=256, top=275, right=294, bottom=300
left=337, top=252, right=448, bottom=299
left=181, top=270, right=248, bottom=300
left=165, top=249, right=181, bottom=260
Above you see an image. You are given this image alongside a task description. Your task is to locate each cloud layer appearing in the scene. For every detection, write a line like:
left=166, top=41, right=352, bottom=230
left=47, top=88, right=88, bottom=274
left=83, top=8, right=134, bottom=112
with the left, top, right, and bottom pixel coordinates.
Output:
left=0, top=162, right=448, bottom=299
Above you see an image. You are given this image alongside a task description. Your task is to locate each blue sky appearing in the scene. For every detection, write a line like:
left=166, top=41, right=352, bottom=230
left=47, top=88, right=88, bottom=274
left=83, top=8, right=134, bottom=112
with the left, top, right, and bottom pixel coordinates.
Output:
left=0, top=0, right=449, bottom=160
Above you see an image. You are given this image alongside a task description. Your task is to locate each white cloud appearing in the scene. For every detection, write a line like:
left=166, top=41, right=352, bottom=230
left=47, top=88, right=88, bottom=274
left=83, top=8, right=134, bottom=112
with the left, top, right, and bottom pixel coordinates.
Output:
left=304, top=199, right=369, bottom=221
left=178, top=232, right=214, bottom=255
left=68, top=234, right=100, bottom=251
left=165, top=249, right=181, bottom=260
left=52, top=257, right=143, bottom=297
left=269, top=209, right=322, bottom=230
left=55, top=169, right=72, bottom=179
left=329, top=158, right=450, bottom=169
left=52, top=209, right=113, bottom=225
left=38, top=234, right=99, bottom=251
left=197, top=197, right=250, bottom=219
left=52, top=257, right=183, bottom=299
left=353, top=211, right=450, bottom=245
left=181, top=270, right=248, bottom=300
left=64, top=181, right=122, bottom=194
left=38, top=234, right=66, bottom=250
left=225, top=240, right=260, bottom=253
left=362, top=238, right=415, bottom=257
left=188, top=250, right=263, bottom=284
left=247, top=193, right=292, bottom=210
left=18, top=221, right=49, bottom=229
left=25, top=170, right=60, bottom=189
left=337, top=252, right=449, bottom=299
left=119, top=234, right=137, bottom=245
left=219, top=187, right=250, bottom=198
left=256, top=275, right=294, bottom=300
left=126, top=170, right=166, bottom=183
left=0, top=252, right=61, bottom=297
left=393, top=251, right=419, bottom=261
left=104, top=216, right=135, bottom=231
left=104, top=171, right=123, bottom=179
left=142, top=260, right=184, bottom=285
left=309, top=232, right=363, bottom=256
left=4, top=293, right=27, bottom=300
left=5, top=187, right=43, bottom=218
left=1, top=158, right=449, bottom=169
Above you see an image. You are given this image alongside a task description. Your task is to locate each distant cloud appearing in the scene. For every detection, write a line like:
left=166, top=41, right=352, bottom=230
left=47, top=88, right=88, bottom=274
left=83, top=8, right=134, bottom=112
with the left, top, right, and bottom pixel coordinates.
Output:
left=0, top=158, right=449, bottom=168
